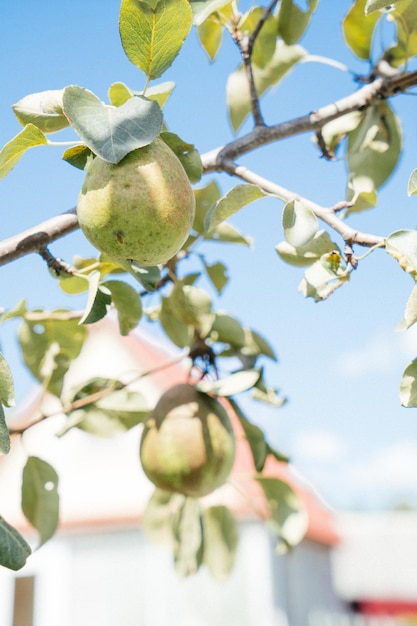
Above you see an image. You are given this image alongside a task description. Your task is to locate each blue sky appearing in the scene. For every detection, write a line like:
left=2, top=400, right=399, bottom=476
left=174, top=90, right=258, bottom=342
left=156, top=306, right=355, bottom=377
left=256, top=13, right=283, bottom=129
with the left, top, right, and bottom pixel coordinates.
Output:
left=1, top=0, right=417, bottom=511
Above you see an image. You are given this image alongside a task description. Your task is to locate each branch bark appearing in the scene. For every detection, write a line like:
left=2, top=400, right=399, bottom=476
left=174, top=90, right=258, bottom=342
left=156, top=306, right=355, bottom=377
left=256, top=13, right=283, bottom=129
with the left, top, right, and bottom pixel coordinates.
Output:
left=1, top=69, right=416, bottom=267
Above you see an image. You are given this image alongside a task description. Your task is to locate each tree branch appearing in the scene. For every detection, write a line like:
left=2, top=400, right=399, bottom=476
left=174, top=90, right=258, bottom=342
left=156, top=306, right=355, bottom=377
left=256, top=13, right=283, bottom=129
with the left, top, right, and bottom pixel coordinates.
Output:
left=1, top=69, right=416, bottom=267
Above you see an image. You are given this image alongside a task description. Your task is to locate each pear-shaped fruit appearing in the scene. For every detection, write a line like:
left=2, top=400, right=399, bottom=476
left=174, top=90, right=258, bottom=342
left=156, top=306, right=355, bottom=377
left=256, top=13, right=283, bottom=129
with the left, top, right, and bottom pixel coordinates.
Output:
left=140, top=383, right=235, bottom=498
left=76, top=138, right=195, bottom=266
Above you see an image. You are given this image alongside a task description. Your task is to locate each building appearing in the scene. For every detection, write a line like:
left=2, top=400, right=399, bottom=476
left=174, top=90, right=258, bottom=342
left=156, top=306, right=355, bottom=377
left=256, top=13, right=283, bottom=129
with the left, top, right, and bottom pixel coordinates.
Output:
left=0, top=319, right=347, bottom=626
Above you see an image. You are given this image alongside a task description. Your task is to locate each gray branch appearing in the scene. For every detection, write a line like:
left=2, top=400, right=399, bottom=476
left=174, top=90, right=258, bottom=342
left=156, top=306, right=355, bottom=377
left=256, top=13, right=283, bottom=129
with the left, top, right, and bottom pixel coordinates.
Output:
left=1, top=69, right=416, bottom=266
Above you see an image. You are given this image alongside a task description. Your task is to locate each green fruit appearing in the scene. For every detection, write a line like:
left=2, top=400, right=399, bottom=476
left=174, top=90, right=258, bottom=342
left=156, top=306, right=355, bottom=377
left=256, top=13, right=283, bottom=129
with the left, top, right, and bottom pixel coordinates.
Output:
left=76, top=138, right=195, bottom=266
left=140, top=383, right=235, bottom=498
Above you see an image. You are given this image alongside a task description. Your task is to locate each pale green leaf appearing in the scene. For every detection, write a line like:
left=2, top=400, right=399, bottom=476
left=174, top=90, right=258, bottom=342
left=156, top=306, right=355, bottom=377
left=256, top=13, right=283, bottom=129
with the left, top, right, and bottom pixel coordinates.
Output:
left=396, top=284, right=417, bottom=331
left=22, top=457, right=59, bottom=547
left=197, top=13, right=224, bottom=60
left=79, top=271, right=112, bottom=326
left=299, top=254, right=349, bottom=301
left=256, top=477, right=308, bottom=549
left=242, top=329, right=277, bottom=361
left=365, top=0, right=399, bottom=13
left=282, top=199, right=319, bottom=248
left=343, top=0, right=381, bottom=59
left=408, top=168, right=417, bottom=195
left=195, top=368, right=261, bottom=396
left=190, top=0, right=232, bottom=26
left=0, top=405, right=10, bottom=455
left=203, top=261, right=228, bottom=294
left=400, top=358, right=417, bottom=406
left=202, top=505, right=239, bottom=580
left=227, top=41, right=306, bottom=132
left=160, top=296, right=194, bottom=347
left=0, top=353, right=14, bottom=408
left=103, top=280, right=142, bottom=335
left=62, top=86, right=163, bottom=164
left=12, top=89, right=69, bottom=133
left=169, top=283, right=214, bottom=336
left=62, top=144, right=93, bottom=170
left=0, top=517, right=31, bottom=571
left=210, top=312, right=246, bottom=348
left=228, top=398, right=268, bottom=472
left=205, top=184, right=268, bottom=232
left=278, top=0, right=319, bottom=45
left=142, top=489, right=176, bottom=546
left=346, top=174, right=378, bottom=214
left=386, top=229, right=417, bottom=278
left=119, top=0, right=192, bottom=80
left=276, top=230, right=341, bottom=267
left=125, top=261, right=161, bottom=292
left=347, top=102, right=402, bottom=196
left=0, top=124, right=47, bottom=180
left=172, top=497, right=203, bottom=577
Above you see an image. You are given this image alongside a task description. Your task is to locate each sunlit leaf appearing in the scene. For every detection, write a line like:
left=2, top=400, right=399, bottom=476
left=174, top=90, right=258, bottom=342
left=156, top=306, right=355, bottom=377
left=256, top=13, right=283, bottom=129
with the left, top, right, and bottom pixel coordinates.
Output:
left=62, top=86, right=163, bottom=164
left=62, top=144, right=93, bottom=170
left=12, top=89, right=68, bottom=133
left=202, top=505, right=239, bottom=580
left=278, top=0, right=319, bottom=45
left=408, top=168, right=417, bottom=195
left=79, top=271, right=112, bottom=326
left=276, top=230, right=341, bottom=267
left=227, top=41, right=306, bottom=132
left=108, top=81, right=175, bottom=107
left=172, top=497, right=203, bottom=577
left=203, top=260, right=228, bottom=293
left=282, top=199, right=318, bottom=248
left=0, top=517, right=31, bottom=571
left=299, top=255, right=349, bottom=301
left=400, top=358, right=417, bottom=407
left=386, top=229, right=417, bottom=278
left=197, top=13, right=224, bottom=60
left=228, top=398, right=268, bottom=471
left=205, top=184, right=268, bottom=232
left=169, top=283, right=214, bottom=336
left=0, top=124, right=47, bottom=180
left=159, top=296, right=194, bottom=347
left=103, top=280, right=142, bottom=335
left=0, top=406, right=10, bottom=455
left=240, top=7, right=277, bottom=68
left=242, top=328, right=277, bottom=361
left=346, top=174, right=378, bottom=214
left=396, top=284, right=417, bottom=331
left=190, top=0, right=232, bottom=26
left=22, top=457, right=59, bottom=547
left=210, top=312, right=246, bottom=348
left=0, top=352, right=14, bottom=408
left=126, top=261, right=161, bottom=292
left=119, top=0, right=192, bottom=80
left=343, top=0, right=381, bottom=59
left=365, top=0, right=400, bottom=13
left=256, top=477, right=309, bottom=549
left=195, top=368, right=261, bottom=396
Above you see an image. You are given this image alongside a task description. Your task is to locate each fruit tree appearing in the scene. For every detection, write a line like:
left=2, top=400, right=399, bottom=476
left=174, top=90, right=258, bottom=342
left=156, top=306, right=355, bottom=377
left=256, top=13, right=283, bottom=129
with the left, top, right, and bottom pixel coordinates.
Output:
left=1, top=0, right=417, bottom=575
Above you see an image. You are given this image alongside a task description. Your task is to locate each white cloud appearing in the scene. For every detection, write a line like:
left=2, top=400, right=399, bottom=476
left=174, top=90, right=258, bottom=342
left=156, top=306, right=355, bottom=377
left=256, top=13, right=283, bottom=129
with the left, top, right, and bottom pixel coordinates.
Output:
left=291, top=430, right=346, bottom=463
left=336, top=326, right=417, bottom=377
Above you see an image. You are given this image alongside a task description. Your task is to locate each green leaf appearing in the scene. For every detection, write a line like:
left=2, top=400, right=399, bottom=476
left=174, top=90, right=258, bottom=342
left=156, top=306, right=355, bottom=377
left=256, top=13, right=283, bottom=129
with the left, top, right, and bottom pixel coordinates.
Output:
left=278, top=0, right=319, bottom=45
left=282, top=199, right=319, bottom=248
left=142, top=489, right=177, bottom=546
left=343, top=0, right=381, bottom=59
left=126, top=261, right=161, bottom=292
left=205, top=184, right=268, bottom=232
left=347, top=102, right=402, bottom=198
left=62, top=86, right=163, bottom=164
left=276, top=230, right=341, bottom=267
left=0, top=352, right=14, bottom=408
left=169, top=283, right=215, bottom=336
left=103, top=280, right=142, bottom=335
left=386, top=229, right=417, bottom=278
left=396, top=284, right=417, bottom=331
left=189, top=0, right=232, bottom=26
left=210, top=312, right=246, bottom=348
left=228, top=398, right=268, bottom=471
left=242, top=329, right=277, bottom=361
left=172, top=497, right=203, bottom=577
left=62, top=144, right=93, bottom=170
left=195, top=368, right=261, bottom=396
left=79, top=271, right=112, bottom=326
left=203, top=260, right=228, bottom=294
left=159, top=296, right=194, bottom=347
left=18, top=313, right=87, bottom=397
left=256, top=477, right=308, bottom=549
left=119, top=0, right=192, bottom=80
left=0, top=405, right=10, bottom=455
left=160, top=131, right=203, bottom=183
left=365, top=0, right=399, bottom=13
left=240, top=7, right=277, bottom=68
left=0, top=124, right=47, bottom=180
left=252, top=376, right=286, bottom=408
left=22, top=457, right=59, bottom=547
left=0, top=517, right=31, bottom=571
left=227, top=41, right=306, bottom=132
left=12, top=89, right=69, bottom=133
left=400, top=358, right=417, bottom=407
left=108, top=81, right=175, bottom=108
left=408, top=168, right=417, bottom=195
left=202, top=505, right=239, bottom=580
left=197, top=13, right=224, bottom=60
left=346, top=174, right=378, bottom=214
